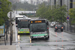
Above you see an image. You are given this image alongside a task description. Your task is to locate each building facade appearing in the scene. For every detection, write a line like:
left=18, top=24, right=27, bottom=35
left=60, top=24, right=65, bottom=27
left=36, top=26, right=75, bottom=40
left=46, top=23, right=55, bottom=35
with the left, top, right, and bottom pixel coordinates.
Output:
left=20, top=0, right=48, bottom=5
left=50, top=0, right=75, bottom=10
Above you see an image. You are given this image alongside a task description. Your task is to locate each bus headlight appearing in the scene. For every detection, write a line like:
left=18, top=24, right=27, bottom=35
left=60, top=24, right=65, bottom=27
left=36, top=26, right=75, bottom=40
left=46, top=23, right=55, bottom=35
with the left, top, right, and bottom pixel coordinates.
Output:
left=18, top=31, right=20, bottom=33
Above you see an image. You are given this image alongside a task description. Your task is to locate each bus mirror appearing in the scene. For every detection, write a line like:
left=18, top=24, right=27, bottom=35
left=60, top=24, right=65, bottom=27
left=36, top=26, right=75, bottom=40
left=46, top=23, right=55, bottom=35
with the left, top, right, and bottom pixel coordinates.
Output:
left=46, top=22, right=49, bottom=25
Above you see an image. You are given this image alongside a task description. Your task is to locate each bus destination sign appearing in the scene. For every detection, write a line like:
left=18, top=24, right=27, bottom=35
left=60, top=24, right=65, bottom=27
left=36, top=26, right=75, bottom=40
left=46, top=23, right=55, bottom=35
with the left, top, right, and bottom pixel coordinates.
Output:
left=31, top=20, right=45, bottom=23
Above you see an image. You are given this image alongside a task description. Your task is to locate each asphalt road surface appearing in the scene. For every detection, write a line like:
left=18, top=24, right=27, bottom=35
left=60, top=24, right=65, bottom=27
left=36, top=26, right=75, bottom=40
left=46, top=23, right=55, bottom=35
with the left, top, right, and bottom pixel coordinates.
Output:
left=14, top=17, right=75, bottom=50
left=17, top=28, right=75, bottom=50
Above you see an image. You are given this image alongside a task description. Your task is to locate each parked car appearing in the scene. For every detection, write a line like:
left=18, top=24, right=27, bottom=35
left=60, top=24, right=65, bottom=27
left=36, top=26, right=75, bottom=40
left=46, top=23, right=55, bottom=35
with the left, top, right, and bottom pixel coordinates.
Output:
left=50, top=22, right=56, bottom=27
left=54, top=23, right=65, bottom=32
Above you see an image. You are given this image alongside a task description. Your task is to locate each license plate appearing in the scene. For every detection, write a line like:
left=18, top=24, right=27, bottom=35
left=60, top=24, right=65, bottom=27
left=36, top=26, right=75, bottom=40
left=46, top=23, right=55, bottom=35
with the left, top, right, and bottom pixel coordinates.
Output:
left=34, top=36, right=44, bottom=38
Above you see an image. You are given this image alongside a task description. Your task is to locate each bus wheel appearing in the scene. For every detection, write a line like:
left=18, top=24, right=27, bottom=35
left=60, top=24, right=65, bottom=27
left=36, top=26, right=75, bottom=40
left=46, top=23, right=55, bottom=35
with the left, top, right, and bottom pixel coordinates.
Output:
left=61, top=30, right=63, bottom=32
left=46, top=38, right=49, bottom=40
left=45, top=36, right=49, bottom=40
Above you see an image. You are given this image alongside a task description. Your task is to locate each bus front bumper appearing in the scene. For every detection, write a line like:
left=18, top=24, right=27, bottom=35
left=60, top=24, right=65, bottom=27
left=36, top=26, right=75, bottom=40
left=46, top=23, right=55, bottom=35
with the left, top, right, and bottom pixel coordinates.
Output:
left=30, top=34, right=48, bottom=39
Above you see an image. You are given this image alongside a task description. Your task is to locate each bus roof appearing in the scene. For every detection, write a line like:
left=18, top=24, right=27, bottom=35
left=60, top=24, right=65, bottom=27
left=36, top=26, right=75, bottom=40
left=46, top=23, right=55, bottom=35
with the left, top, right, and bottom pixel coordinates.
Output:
left=18, top=18, right=31, bottom=21
left=19, top=18, right=31, bottom=20
left=30, top=19, right=47, bottom=21
left=15, top=14, right=24, bottom=18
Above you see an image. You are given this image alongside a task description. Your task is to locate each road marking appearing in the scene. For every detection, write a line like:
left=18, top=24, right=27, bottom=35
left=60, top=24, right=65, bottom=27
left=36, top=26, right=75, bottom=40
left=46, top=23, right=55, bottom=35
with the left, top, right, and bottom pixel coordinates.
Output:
left=50, top=31, right=69, bottom=41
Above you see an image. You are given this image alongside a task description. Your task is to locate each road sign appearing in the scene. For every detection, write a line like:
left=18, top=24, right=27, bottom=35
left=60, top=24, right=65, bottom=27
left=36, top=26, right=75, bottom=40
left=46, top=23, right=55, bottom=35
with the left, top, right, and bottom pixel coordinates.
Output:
left=7, top=11, right=16, bottom=18
left=67, top=16, right=70, bottom=20
left=66, top=16, right=70, bottom=21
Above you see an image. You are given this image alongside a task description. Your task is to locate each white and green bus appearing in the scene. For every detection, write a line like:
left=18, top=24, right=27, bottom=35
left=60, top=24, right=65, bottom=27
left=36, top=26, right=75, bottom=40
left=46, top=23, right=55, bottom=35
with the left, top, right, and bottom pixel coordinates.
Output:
left=17, top=19, right=31, bottom=35
left=29, top=19, right=49, bottom=40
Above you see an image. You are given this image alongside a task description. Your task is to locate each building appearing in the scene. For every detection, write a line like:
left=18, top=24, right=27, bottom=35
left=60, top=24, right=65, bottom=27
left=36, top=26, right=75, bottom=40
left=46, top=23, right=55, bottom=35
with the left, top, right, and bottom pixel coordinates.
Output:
left=9, top=0, right=20, bottom=3
left=20, top=0, right=48, bottom=5
left=50, top=0, right=75, bottom=10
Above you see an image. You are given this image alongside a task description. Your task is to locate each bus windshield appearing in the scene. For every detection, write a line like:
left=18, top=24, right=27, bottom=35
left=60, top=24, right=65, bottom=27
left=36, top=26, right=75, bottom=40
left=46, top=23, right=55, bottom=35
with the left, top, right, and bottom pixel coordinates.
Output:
left=30, top=23, right=47, bottom=32
left=18, top=21, right=29, bottom=28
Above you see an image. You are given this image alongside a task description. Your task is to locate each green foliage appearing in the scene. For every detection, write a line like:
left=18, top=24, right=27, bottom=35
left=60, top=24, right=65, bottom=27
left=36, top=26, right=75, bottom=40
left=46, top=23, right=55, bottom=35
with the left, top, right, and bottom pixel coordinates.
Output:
left=36, top=3, right=47, bottom=18
left=0, top=0, right=11, bottom=26
left=69, top=8, right=75, bottom=24
left=36, top=4, right=67, bottom=23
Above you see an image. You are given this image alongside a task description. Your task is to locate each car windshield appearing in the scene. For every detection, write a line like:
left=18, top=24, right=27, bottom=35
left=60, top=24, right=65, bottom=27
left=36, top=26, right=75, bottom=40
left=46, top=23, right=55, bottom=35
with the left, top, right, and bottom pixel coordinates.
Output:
left=18, top=21, right=29, bottom=28
left=30, top=23, right=47, bottom=32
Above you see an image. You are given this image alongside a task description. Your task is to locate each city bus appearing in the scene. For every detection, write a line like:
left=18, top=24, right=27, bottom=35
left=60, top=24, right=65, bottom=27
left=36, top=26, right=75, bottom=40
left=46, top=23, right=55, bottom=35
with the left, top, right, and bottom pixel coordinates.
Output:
left=29, top=19, right=49, bottom=40
left=15, top=15, right=24, bottom=24
left=16, top=18, right=31, bottom=35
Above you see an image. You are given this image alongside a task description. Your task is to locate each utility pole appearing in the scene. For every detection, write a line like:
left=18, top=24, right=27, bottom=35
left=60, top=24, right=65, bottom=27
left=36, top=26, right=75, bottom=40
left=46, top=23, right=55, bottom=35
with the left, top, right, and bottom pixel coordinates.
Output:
left=50, top=0, right=52, bottom=9
left=67, top=0, right=69, bottom=31
left=16, top=2, right=17, bottom=14
left=10, top=11, right=12, bottom=45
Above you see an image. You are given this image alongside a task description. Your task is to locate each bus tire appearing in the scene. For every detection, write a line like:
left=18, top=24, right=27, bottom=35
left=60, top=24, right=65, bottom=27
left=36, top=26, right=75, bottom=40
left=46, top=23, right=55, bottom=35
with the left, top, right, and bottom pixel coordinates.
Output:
left=45, top=36, right=49, bottom=40
left=61, top=30, right=63, bottom=32
left=46, top=38, right=49, bottom=40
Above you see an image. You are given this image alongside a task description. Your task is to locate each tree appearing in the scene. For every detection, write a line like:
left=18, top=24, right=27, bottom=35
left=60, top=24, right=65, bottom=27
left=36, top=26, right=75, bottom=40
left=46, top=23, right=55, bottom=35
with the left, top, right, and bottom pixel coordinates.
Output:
left=53, top=5, right=67, bottom=23
left=0, top=0, right=11, bottom=26
left=69, top=8, right=75, bottom=24
left=36, top=3, right=47, bottom=18
left=36, top=4, right=67, bottom=23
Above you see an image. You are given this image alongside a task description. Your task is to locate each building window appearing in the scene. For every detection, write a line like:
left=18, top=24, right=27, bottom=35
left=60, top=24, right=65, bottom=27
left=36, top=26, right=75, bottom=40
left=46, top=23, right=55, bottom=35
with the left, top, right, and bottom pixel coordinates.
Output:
left=60, top=0, right=62, bottom=6
left=54, top=0, right=56, bottom=5
left=70, top=0, right=73, bottom=8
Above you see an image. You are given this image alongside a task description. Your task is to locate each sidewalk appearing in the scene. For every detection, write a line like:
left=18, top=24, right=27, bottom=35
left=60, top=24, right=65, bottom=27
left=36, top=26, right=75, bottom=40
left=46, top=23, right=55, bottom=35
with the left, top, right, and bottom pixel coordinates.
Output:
left=0, top=45, right=20, bottom=50
left=63, top=22, right=75, bottom=35
left=0, top=21, right=21, bottom=50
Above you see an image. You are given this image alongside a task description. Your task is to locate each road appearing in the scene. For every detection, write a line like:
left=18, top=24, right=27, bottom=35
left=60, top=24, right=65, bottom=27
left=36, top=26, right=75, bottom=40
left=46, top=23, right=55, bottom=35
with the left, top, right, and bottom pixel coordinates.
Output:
left=13, top=17, right=75, bottom=50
